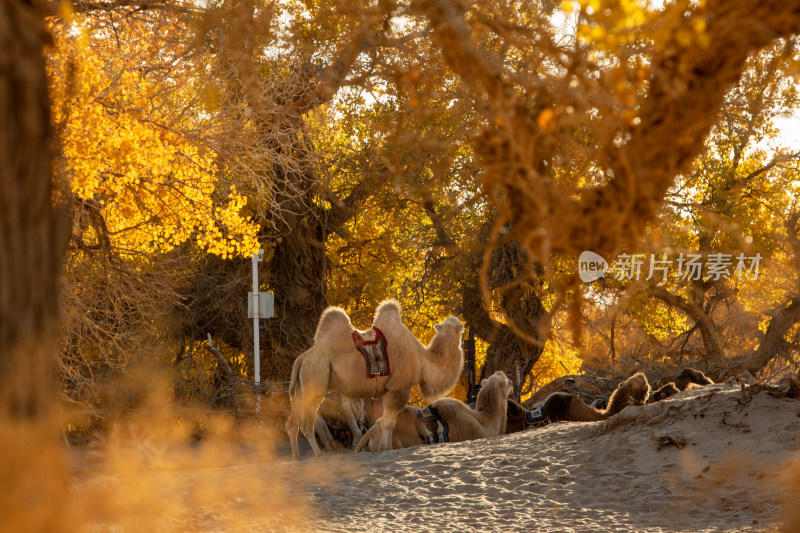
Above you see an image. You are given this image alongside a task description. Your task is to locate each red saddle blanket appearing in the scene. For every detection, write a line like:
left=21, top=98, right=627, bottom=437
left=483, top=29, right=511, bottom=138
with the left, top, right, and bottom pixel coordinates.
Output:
left=352, top=326, right=390, bottom=378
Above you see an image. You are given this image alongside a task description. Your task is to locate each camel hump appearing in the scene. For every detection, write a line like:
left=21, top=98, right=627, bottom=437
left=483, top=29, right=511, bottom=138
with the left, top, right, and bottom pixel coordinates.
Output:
left=628, top=371, right=650, bottom=394
left=607, top=371, right=650, bottom=415
left=674, top=367, right=713, bottom=390
left=542, top=392, right=575, bottom=421
left=314, top=306, right=353, bottom=344
left=373, top=299, right=402, bottom=323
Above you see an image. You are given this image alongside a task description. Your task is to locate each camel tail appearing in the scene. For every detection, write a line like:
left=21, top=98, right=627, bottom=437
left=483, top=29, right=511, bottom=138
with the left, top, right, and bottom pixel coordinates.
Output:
left=288, top=352, right=305, bottom=399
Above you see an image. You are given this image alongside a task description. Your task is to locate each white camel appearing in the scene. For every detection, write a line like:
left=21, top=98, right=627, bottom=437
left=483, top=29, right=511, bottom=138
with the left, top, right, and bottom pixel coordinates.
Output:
left=285, top=299, right=464, bottom=459
left=354, top=370, right=513, bottom=452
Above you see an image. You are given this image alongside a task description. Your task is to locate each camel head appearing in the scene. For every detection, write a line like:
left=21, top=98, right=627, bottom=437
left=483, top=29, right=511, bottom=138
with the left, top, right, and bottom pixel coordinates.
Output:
left=626, top=372, right=650, bottom=404
left=434, top=315, right=464, bottom=337
left=474, top=371, right=514, bottom=424
left=606, top=371, right=651, bottom=416
left=481, top=370, right=514, bottom=399
left=418, top=315, right=465, bottom=401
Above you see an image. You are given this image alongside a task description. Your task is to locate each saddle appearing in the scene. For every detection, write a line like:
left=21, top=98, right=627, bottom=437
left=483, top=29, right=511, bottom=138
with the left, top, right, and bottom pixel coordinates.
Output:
left=416, top=405, right=449, bottom=444
left=524, top=405, right=550, bottom=429
left=352, top=326, right=390, bottom=378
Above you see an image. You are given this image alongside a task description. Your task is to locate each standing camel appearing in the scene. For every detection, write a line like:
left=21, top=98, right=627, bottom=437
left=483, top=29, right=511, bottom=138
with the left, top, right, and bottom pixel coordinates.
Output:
left=355, top=370, right=513, bottom=452
left=285, top=299, right=464, bottom=459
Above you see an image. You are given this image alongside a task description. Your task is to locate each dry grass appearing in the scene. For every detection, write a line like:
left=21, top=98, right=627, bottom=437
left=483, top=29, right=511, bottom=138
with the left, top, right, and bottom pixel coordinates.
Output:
left=2, top=366, right=337, bottom=532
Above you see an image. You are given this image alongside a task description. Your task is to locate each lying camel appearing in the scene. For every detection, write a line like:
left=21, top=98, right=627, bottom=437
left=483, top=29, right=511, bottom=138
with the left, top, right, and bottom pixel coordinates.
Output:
left=355, top=370, right=513, bottom=452
left=543, top=372, right=650, bottom=422
left=647, top=383, right=680, bottom=403
left=505, top=399, right=529, bottom=433
left=285, top=300, right=464, bottom=459
left=647, top=367, right=715, bottom=403
left=673, top=367, right=714, bottom=390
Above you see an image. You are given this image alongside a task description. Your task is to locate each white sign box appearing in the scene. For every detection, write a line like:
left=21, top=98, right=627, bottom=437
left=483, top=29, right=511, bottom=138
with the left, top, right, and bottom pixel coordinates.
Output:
left=248, top=291, right=274, bottom=319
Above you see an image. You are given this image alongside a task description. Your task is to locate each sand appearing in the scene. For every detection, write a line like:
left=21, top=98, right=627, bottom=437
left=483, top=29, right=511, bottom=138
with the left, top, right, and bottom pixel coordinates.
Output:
left=284, top=383, right=800, bottom=533
left=68, top=382, right=800, bottom=532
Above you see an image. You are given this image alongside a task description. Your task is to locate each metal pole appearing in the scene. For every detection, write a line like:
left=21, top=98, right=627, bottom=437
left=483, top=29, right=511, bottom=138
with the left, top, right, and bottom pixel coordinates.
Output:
left=252, top=250, right=262, bottom=384
left=466, top=327, right=476, bottom=403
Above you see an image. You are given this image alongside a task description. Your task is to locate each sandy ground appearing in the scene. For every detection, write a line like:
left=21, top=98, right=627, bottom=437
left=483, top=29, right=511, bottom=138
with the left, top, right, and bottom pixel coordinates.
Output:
left=283, top=383, right=800, bottom=533
left=69, top=382, right=800, bottom=532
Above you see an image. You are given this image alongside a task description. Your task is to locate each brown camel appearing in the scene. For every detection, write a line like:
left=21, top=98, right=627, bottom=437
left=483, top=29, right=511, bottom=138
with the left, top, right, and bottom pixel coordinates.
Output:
left=354, top=370, right=513, bottom=452
left=505, top=399, right=529, bottom=433
left=673, top=367, right=714, bottom=390
left=647, top=382, right=681, bottom=403
left=543, top=372, right=650, bottom=422
left=503, top=399, right=547, bottom=432
left=285, top=300, right=464, bottom=459
left=647, top=368, right=715, bottom=404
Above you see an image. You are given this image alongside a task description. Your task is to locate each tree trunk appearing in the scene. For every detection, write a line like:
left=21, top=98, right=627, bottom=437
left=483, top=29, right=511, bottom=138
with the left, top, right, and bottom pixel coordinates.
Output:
left=0, top=1, right=69, bottom=529
left=460, top=225, right=548, bottom=401
left=261, top=203, right=328, bottom=380
left=710, top=297, right=800, bottom=380
left=257, top=119, right=379, bottom=382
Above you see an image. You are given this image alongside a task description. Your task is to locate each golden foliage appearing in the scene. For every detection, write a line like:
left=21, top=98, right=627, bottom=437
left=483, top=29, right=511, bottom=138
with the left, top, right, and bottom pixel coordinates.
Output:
left=48, top=13, right=258, bottom=259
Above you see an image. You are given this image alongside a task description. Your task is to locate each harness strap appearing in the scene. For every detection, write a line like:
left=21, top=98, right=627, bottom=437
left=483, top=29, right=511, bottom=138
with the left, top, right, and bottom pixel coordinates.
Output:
left=352, top=326, right=391, bottom=379
left=416, top=406, right=449, bottom=444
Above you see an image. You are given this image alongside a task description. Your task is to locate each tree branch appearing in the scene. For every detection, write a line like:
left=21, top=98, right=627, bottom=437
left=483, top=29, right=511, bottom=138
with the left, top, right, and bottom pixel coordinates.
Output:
left=648, top=285, right=724, bottom=360
left=419, top=0, right=800, bottom=262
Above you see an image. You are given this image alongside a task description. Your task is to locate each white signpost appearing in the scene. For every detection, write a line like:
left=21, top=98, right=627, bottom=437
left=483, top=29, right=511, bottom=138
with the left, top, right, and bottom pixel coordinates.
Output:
left=248, top=249, right=274, bottom=384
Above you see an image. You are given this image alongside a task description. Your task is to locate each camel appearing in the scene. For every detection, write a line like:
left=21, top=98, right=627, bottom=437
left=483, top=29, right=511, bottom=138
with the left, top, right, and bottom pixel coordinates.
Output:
left=505, top=399, right=529, bottom=433
left=354, top=370, right=513, bottom=452
left=285, top=299, right=464, bottom=459
left=543, top=372, right=650, bottom=422
left=647, top=382, right=680, bottom=403
left=647, top=368, right=715, bottom=403
left=312, top=392, right=369, bottom=451
left=673, top=367, right=714, bottom=390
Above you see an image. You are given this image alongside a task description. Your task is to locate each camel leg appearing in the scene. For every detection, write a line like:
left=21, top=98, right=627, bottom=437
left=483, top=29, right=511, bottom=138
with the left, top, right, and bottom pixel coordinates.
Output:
left=340, top=398, right=363, bottom=449
left=296, top=408, right=321, bottom=458
left=378, top=389, right=409, bottom=451
left=297, top=387, right=326, bottom=458
left=315, top=415, right=336, bottom=451
left=286, top=395, right=325, bottom=459
left=286, top=355, right=329, bottom=459
left=285, top=402, right=304, bottom=461
left=299, top=359, right=330, bottom=458
left=354, top=419, right=383, bottom=453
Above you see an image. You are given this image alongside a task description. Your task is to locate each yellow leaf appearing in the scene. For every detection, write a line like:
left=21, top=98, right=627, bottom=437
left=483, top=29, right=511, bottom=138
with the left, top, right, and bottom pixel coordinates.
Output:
left=537, top=109, right=554, bottom=131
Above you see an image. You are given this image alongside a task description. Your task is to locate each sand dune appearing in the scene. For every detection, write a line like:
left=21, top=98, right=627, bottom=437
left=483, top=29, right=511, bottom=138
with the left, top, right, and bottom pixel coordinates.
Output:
left=287, top=383, right=800, bottom=532
left=67, top=382, right=800, bottom=531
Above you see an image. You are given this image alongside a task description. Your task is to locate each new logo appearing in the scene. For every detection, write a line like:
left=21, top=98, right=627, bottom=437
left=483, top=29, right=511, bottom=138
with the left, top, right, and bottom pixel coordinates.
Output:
left=578, top=251, right=608, bottom=282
